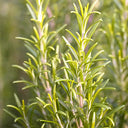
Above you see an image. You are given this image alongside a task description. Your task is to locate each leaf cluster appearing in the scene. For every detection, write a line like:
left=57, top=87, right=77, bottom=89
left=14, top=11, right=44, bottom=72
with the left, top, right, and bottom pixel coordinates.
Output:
left=4, top=0, right=124, bottom=128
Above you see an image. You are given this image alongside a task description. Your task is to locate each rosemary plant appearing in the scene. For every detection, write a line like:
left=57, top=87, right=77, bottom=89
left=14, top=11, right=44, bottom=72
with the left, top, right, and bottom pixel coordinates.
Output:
left=100, top=0, right=128, bottom=127
left=4, top=0, right=124, bottom=128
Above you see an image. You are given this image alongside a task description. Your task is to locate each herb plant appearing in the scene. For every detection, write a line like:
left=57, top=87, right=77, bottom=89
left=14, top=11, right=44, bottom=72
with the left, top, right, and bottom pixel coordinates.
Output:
left=4, top=0, right=124, bottom=128
left=99, top=0, right=128, bottom=127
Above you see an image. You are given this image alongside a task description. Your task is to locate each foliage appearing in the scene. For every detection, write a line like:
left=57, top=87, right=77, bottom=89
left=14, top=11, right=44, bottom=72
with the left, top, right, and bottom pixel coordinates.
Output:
left=98, top=0, right=128, bottom=127
left=3, top=0, right=125, bottom=128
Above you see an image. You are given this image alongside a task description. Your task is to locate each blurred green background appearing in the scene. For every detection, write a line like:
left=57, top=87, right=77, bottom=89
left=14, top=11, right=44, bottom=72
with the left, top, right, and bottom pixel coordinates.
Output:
left=0, top=0, right=30, bottom=127
left=0, top=0, right=128, bottom=127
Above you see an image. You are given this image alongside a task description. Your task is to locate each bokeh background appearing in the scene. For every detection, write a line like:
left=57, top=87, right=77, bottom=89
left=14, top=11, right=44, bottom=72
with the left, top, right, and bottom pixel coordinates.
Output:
left=0, top=0, right=128, bottom=127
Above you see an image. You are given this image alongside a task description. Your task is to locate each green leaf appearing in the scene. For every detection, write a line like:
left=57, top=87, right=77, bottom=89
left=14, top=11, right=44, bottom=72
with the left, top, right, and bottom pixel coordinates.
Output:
left=94, top=103, right=111, bottom=110
left=55, top=78, right=75, bottom=83
left=56, top=111, right=67, bottom=117
left=107, top=105, right=125, bottom=117
left=22, top=84, right=37, bottom=90
left=62, top=36, right=78, bottom=60
left=89, top=0, right=99, bottom=12
left=14, top=117, right=24, bottom=122
left=21, top=100, right=25, bottom=112
left=41, top=123, right=45, bottom=128
left=59, top=82, right=69, bottom=95
left=13, top=80, right=31, bottom=84
left=26, top=0, right=37, bottom=14
left=43, top=104, right=52, bottom=108
left=66, top=29, right=79, bottom=47
left=103, top=87, right=115, bottom=90
left=36, top=98, right=54, bottom=115
left=91, top=88, right=103, bottom=106
left=97, top=105, right=125, bottom=127
left=87, top=19, right=102, bottom=38
left=91, top=112, right=96, bottom=128
left=3, top=109, right=16, bottom=119
left=44, top=16, right=55, bottom=27
left=43, top=0, right=50, bottom=13
left=7, top=105, right=22, bottom=115
left=33, top=26, right=40, bottom=40
left=102, top=79, right=109, bottom=88
left=72, top=3, right=82, bottom=35
left=58, top=100, right=69, bottom=110
left=53, top=84, right=56, bottom=101
left=48, top=93, right=53, bottom=104
left=36, top=97, right=46, bottom=105
left=14, top=94, right=21, bottom=108
left=26, top=53, right=38, bottom=66
left=85, top=43, right=97, bottom=60
left=12, top=65, right=27, bottom=73
left=40, top=120, right=59, bottom=125
left=47, top=24, right=67, bottom=45
left=26, top=3, right=36, bottom=20
left=16, top=37, right=35, bottom=44
left=24, top=42, right=37, bottom=57
left=78, top=0, right=83, bottom=17
left=28, top=102, right=38, bottom=109
left=107, top=116, right=115, bottom=126
left=92, top=50, right=104, bottom=61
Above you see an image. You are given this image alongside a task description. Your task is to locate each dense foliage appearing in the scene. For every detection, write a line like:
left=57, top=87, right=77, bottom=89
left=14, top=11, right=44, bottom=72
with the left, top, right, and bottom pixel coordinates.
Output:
left=0, top=0, right=127, bottom=127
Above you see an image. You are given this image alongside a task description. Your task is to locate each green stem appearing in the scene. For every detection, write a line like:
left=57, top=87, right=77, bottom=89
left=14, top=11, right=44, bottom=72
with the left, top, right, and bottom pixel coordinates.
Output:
left=38, top=23, right=52, bottom=97
left=23, top=112, right=31, bottom=128
left=56, top=114, right=64, bottom=128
